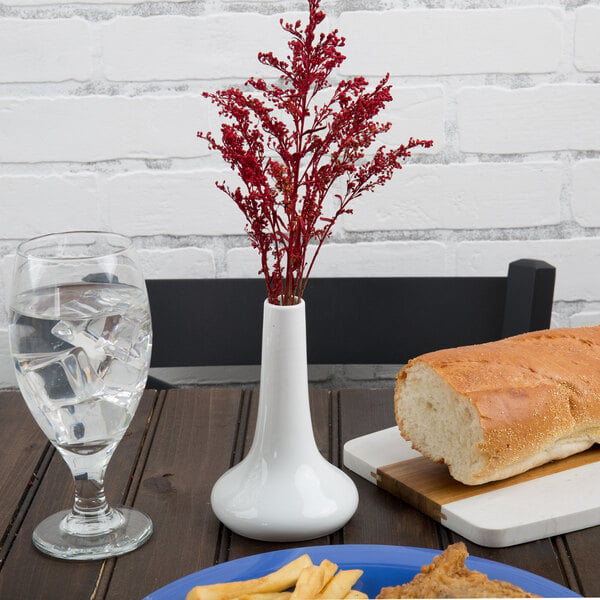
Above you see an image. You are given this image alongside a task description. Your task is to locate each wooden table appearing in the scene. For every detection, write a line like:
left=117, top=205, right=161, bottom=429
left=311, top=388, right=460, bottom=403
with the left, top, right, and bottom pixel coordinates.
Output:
left=0, top=387, right=598, bottom=599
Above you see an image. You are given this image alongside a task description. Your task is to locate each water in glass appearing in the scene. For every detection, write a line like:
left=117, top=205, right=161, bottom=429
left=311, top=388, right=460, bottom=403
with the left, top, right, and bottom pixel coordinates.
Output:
left=10, top=282, right=151, bottom=462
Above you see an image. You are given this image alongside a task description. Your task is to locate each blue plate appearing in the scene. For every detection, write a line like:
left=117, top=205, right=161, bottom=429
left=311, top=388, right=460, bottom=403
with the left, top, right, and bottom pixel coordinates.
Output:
left=143, top=544, right=580, bottom=599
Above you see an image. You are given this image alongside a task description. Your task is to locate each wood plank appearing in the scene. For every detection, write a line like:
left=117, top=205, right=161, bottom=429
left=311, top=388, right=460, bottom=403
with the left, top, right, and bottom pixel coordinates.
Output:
left=226, top=388, right=334, bottom=560
left=91, top=389, right=167, bottom=600
left=0, top=390, right=158, bottom=600
left=103, top=388, right=244, bottom=600
left=562, top=524, right=600, bottom=596
left=339, top=388, right=440, bottom=549
left=348, top=427, right=600, bottom=549
left=378, top=446, right=600, bottom=509
left=0, top=392, right=49, bottom=555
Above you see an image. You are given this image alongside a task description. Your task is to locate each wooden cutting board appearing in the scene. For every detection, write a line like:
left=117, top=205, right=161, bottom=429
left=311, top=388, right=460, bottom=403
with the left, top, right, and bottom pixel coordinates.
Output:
left=343, top=427, right=600, bottom=547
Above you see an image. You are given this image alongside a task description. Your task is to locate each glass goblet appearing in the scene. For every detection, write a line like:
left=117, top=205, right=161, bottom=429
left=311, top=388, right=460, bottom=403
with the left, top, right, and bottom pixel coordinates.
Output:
left=8, top=231, right=153, bottom=560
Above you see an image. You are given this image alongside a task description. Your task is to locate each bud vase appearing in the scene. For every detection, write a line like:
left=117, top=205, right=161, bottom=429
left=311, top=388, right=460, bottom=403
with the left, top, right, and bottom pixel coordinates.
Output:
left=210, top=298, right=359, bottom=541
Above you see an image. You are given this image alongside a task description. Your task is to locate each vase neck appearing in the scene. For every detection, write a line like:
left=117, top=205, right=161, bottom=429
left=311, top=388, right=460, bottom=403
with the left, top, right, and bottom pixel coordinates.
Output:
left=252, top=299, right=316, bottom=456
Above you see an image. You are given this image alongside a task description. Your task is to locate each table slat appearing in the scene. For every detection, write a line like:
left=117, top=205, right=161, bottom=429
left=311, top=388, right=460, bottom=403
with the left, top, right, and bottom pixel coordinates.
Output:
left=103, top=388, right=244, bottom=600
left=339, top=388, right=441, bottom=550
left=562, top=525, right=600, bottom=596
left=0, top=392, right=49, bottom=558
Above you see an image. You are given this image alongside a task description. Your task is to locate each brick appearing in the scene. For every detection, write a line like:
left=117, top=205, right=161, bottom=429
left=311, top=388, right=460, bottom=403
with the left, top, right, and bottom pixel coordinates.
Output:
left=570, top=311, right=600, bottom=328
left=102, top=171, right=246, bottom=236
left=550, top=312, right=565, bottom=329
left=0, top=254, right=13, bottom=329
left=227, top=241, right=449, bottom=278
left=0, top=331, right=15, bottom=389
left=339, top=8, right=562, bottom=76
left=0, top=257, right=13, bottom=387
left=573, top=160, right=600, bottom=227
left=342, top=162, right=562, bottom=232
left=457, top=85, right=600, bottom=153
left=137, top=247, right=215, bottom=279
left=0, top=19, right=92, bottom=82
left=575, top=6, right=600, bottom=72
left=0, top=95, right=217, bottom=163
left=2, top=0, right=181, bottom=3
left=377, top=87, right=444, bottom=154
left=103, top=15, right=289, bottom=81
left=0, top=175, right=105, bottom=238
left=456, top=239, right=600, bottom=301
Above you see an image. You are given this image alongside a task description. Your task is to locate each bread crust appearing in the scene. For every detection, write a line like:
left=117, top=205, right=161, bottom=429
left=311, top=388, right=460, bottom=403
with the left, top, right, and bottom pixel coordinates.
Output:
left=395, top=326, right=600, bottom=484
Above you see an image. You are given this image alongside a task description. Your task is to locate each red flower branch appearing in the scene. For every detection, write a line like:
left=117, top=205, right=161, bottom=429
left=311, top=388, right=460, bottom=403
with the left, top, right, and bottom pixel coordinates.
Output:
left=198, top=0, right=433, bottom=305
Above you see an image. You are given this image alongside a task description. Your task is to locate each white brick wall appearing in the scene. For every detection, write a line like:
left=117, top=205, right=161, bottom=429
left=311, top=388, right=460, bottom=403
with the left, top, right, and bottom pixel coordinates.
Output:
left=573, top=160, right=600, bottom=227
left=0, top=96, right=216, bottom=162
left=227, top=241, right=449, bottom=278
left=575, top=6, right=600, bottom=72
left=456, top=239, right=600, bottom=302
left=0, top=19, right=93, bottom=82
left=102, top=171, right=247, bottom=237
left=343, top=162, right=563, bottom=231
left=102, top=15, right=292, bottom=81
left=1, top=0, right=599, bottom=388
left=457, top=85, right=600, bottom=153
left=339, top=8, right=563, bottom=76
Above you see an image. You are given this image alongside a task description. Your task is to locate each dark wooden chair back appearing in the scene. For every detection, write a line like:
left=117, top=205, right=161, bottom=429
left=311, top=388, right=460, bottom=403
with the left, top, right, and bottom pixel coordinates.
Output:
left=145, top=258, right=555, bottom=388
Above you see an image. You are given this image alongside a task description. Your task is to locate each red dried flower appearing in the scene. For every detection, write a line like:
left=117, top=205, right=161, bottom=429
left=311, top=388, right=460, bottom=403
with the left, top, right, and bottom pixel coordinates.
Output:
left=198, top=0, right=433, bottom=305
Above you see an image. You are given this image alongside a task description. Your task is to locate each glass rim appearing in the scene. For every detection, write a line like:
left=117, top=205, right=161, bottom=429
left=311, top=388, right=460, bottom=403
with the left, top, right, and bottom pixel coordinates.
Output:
left=16, top=230, right=133, bottom=261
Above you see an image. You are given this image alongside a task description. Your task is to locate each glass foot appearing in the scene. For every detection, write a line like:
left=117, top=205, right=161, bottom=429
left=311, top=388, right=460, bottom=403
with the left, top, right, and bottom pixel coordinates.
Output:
left=32, top=506, right=153, bottom=560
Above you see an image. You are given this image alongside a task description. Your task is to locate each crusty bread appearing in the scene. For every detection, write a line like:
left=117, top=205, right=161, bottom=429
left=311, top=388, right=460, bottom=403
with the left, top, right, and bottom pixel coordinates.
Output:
left=394, top=325, right=600, bottom=485
left=377, top=542, right=539, bottom=598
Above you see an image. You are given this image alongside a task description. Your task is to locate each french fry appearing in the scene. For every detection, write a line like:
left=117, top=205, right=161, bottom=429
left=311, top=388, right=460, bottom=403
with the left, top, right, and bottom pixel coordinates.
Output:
left=318, top=560, right=338, bottom=588
left=344, top=590, right=368, bottom=599
left=317, top=569, right=363, bottom=599
left=232, top=594, right=292, bottom=600
left=290, top=565, right=326, bottom=599
left=185, top=555, right=313, bottom=600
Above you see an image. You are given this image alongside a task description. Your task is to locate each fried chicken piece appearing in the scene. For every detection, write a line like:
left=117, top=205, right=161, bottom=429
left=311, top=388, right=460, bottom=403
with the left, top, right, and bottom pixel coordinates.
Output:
left=377, top=542, right=539, bottom=598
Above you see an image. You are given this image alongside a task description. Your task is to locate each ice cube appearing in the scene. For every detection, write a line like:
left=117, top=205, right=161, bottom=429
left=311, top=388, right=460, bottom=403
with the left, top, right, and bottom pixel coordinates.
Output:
left=17, top=351, right=76, bottom=405
left=51, top=319, right=107, bottom=364
left=17, top=347, right=102, bottom=405
left=61, top=347, right=102, bottom=400
left=103, top=358, right=146, bottom=390
left=85, top=316, right=108, bottom=341
left=51, top=320, right=74, bottom=342
left=99, top=315, right=144, bottom=364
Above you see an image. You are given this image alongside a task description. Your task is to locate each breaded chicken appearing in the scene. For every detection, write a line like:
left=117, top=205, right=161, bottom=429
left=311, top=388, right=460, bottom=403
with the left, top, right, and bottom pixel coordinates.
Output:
left=377, top=543, right=539, bottom=598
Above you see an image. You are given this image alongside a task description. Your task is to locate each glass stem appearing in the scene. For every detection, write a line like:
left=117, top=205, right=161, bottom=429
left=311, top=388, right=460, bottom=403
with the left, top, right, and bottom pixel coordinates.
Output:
left=72, top=475, right=112, bottom=520
left=58, top=444, right=123, bottom=535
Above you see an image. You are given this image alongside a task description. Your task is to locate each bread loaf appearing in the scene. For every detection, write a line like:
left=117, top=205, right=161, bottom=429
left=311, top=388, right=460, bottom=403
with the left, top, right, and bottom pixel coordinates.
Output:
left=394, top=325, right=600, bottom=485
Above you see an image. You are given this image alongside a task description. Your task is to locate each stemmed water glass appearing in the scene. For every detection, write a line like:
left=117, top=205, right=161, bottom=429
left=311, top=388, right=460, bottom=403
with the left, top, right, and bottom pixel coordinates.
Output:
left=8, top=231, right=153, bottom=560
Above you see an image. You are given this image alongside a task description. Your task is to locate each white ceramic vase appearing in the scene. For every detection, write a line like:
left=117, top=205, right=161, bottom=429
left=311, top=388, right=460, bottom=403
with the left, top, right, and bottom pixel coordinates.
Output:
left=210, top=299, right=359, bottom=541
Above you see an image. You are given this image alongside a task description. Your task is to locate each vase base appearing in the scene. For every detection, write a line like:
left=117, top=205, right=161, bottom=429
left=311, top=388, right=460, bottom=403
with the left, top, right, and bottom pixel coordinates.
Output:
left=211, top=457, right=359, bottom=542
left=216, top=518, right=352, bottom=543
